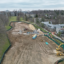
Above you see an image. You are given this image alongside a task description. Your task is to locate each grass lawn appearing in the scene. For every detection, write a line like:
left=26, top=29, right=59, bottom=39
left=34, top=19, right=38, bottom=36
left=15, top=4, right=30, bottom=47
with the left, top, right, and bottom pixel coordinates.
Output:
left=48, top=34, right=63, bottom=44
left=6, top=16, right=25, bottom=30
left=54, top=39, right=63, bottom=44
left=5, top=16, right=17, bottom=30
left=9, top=16, right=17, bottom=22
left=0, top=35, right=10, bottom=60
left=5, top=26, right=11, bottom=30
left=20, top=17, right=24, bottom=21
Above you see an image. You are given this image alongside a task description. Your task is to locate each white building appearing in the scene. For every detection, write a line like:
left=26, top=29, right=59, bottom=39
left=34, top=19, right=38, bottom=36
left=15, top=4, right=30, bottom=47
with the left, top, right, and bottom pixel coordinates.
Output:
left=42, top=21, right=64, bottom=33
left=30, top=14, right=35, bottom=18
left=26, top=13, right=35, bottom=18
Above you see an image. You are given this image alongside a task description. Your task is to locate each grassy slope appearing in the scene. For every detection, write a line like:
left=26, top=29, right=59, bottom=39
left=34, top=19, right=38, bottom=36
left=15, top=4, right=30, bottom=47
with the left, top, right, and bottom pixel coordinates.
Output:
left=50, top=34, right=63, bottom=44
left=5, top=16, right=24, bottom=30
left=5, top=16, right=17, bottom=30
left=33, top=24, right=47, bottom=32
left=0, top=34, right=10, bottom=60
left=54, top=39, right=63, bottom=44
left=9, top=16, right=17, bottom=22
left=20, top=17, right=24, bottom=21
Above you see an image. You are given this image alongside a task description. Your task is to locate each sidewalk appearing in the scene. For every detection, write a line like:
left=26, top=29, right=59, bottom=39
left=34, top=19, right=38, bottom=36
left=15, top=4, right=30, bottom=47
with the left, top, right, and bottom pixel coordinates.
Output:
left=53, top=34, right=64, bottom=41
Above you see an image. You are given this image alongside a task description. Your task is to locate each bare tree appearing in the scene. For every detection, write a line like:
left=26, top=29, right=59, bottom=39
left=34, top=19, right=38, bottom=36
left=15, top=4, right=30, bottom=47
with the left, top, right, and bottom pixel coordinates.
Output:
left=0, top=14, right=9, bottom=25
left=17, top=16, right=20, bottom=21
left=0, top=19, right=6, bottom=34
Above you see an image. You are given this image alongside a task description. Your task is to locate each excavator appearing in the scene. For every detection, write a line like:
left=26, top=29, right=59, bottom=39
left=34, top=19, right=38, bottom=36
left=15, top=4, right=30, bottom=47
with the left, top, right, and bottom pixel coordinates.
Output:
left=56, top=43, right=64, bottom=56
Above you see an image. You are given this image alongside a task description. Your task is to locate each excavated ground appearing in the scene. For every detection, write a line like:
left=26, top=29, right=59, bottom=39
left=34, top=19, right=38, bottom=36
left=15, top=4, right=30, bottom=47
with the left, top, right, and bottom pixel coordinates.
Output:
left=2, top=22, right=63, bottom=64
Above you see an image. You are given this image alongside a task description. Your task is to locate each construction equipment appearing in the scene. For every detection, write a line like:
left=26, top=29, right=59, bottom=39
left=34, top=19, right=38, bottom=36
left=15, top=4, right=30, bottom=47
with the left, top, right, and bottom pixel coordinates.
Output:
left=41, top=40, right=43, bottom=42
left=47, top=32, right=52, bottom=38
left=32, top=34, right=37, bottom=39
left=56, top=43, right=64, bottom=56
left=56, top=51, right=64, bottom=56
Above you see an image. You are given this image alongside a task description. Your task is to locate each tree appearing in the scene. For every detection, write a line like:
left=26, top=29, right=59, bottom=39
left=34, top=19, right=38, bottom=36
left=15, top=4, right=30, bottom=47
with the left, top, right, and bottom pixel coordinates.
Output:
left=55, top=11, right=59, bottom=15
left=41, top=23, right=44, bottom=28
left=0, top=19, right=6, bottom=36
left=41, top=17, right=45, bottom=21
left=13, top=10, right=18, bottom=16
left=17, top=16, right=20, bottom=21
left=57, top=32, right=61, bottom=37
left=35, top=14, right=38, bottom=18
left=25, top=14, right=28, bottom=21
left=49, top=21, right=51, bottom=24
left=36, top=18, right=39, bottom=24
left=0, top=14, right=9, bottom=25
left=61, top=12, right=64, bottom=15
left=53, top=16, right=56, bottom=19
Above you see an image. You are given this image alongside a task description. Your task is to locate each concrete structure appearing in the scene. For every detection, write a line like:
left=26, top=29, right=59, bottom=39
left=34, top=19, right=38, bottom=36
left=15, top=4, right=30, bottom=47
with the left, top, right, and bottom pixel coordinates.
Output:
left=42, top=21, right=64, bottom=33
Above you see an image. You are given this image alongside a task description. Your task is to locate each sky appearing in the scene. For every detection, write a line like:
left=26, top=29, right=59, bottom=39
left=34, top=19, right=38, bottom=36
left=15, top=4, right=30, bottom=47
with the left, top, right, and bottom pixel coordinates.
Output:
left=0, top=0, right=64, bottom=11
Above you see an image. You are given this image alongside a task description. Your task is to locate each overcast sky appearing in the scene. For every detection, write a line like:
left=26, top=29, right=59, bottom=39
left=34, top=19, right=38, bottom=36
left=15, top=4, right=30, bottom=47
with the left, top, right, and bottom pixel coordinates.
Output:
left=0, top=0, right=64, bottom=11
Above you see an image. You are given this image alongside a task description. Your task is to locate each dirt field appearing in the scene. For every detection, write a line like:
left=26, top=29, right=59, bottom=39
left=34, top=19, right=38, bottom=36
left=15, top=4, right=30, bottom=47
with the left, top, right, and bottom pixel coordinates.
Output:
left=2, top=22, right=64, bottom=64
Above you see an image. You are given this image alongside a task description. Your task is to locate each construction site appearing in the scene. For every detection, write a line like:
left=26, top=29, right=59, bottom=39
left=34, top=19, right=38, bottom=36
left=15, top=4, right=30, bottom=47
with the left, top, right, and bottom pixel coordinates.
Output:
left=2, top=22, right=64, bottom=64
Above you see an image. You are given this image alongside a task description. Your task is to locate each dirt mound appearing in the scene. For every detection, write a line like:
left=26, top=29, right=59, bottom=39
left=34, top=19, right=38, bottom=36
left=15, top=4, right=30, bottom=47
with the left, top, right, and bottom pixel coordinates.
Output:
left=29, top=24, right=36, bottom=30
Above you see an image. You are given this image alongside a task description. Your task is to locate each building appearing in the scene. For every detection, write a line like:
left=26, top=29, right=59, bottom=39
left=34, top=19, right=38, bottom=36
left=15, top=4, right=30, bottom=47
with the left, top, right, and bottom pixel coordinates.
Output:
left=25, top=13, right=35, bottom=18
left=30, top=14, right=35, bottom=18
left=42, top=21, right=64, bottom=33
left=10, top=12, right=15, bottom=16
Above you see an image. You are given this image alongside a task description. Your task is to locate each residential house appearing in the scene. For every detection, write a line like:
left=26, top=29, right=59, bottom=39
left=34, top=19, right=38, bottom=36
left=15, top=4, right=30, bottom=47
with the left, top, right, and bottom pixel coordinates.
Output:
left=26, top=13, right=35, bottom=18
left=42, top=21, right=64, bottom=34
left=10, top=12, right=15, bottom=16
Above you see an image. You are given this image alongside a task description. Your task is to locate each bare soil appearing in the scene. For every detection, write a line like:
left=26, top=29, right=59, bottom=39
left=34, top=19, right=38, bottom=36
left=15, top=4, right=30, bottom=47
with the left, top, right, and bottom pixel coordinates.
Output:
left=2, top=22, right=64, bottom=64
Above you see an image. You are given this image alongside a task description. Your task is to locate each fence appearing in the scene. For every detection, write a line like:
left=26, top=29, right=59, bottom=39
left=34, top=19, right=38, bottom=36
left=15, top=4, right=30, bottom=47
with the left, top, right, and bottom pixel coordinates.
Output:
left=44, top=34, right=60, bottom=45
left=53, top=37, right=64, bottom=43
left=0, top=35, right=11, bottom=64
